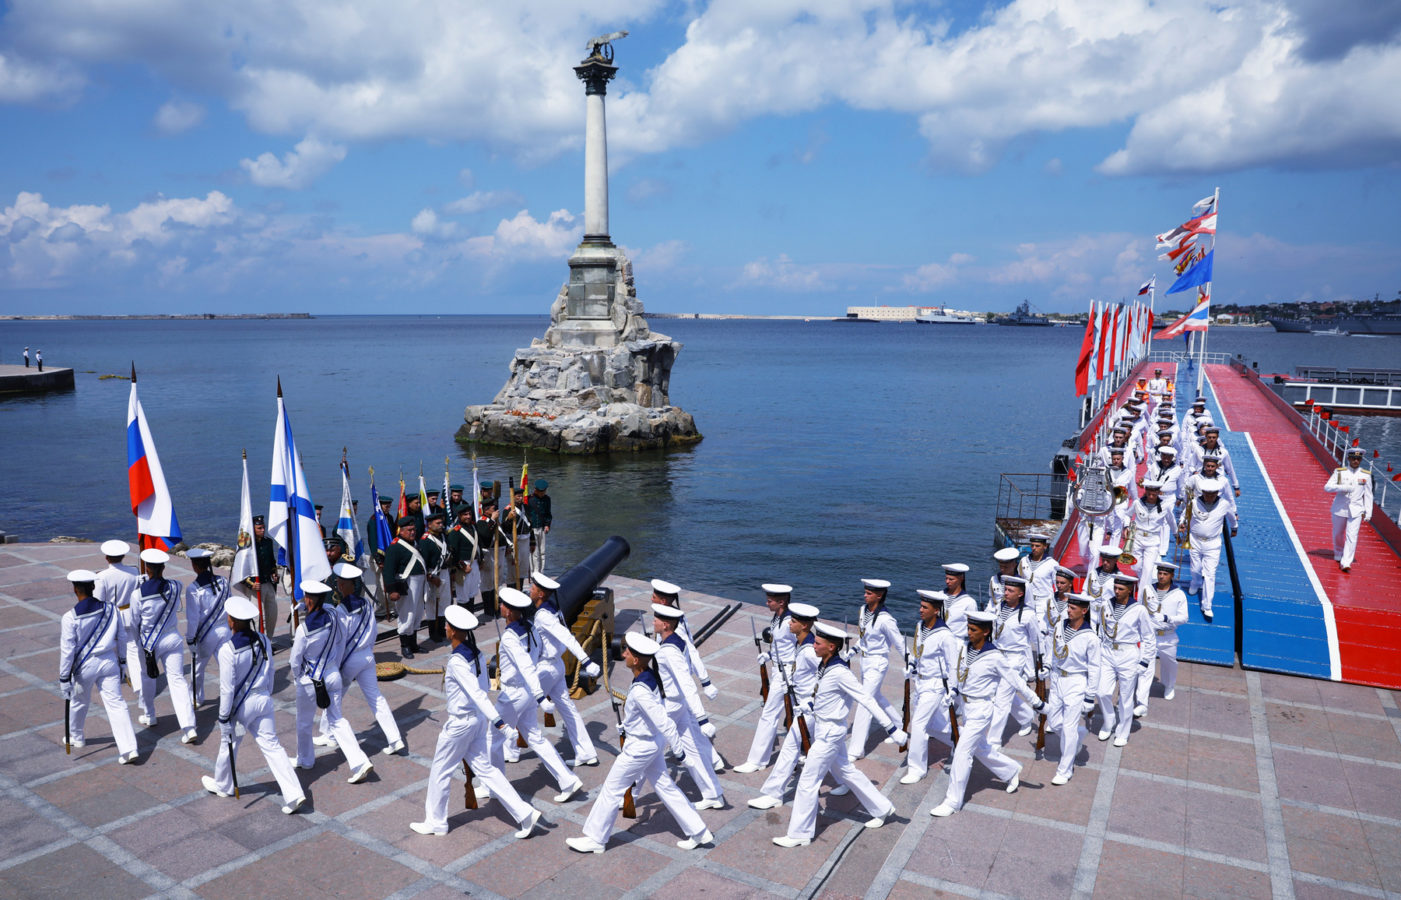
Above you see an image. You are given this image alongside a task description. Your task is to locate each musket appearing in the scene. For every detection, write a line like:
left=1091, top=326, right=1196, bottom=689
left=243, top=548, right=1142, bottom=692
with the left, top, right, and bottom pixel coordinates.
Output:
left=599, top=642, right=636, bottom=818
left=749, top=617, right=769, bottom=704
left=899, top=638, right=912, bottom=753
left=1034, top=646, right=1048, bottom=754
left=229, top=732, right=240, bottom=798
left=770, top=639, right=810, bottom=754
left=508, top=476, right=519, bottom=590
left=943, top=656, right=960, bottom=745
left=64, top=697, right=71, bottom=755
left=461, top=760, right=478, bottom=810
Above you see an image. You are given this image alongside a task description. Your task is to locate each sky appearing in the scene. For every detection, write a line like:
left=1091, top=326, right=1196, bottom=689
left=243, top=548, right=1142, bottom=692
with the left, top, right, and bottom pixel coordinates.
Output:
left=1, top=0, right=1399, bottom=316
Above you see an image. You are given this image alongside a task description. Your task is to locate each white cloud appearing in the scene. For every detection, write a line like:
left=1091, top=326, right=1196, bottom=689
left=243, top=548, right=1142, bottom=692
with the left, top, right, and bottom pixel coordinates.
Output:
left=736, top=253, right=827, bottom=291
left=410, top=207, right=460, bottom=240
left=626, top=238, right=688, bottom=272
left=153, top=98, right=205, bottom=134
left=0, top=51, right=82, bottom=103
left=465, top=208, right=581, bottom=260
left=901, top=252, right=973, bottom=292
left=444, top=190, right=525, bottom=215
left=240, top=136, right=347, bottom=189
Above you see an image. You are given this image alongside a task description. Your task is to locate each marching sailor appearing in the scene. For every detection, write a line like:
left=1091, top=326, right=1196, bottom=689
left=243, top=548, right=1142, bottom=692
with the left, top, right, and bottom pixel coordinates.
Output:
left=383, top=516, right=427, bottom=659
left=1126, top=480, right=1172, bottom=580
left=1185, top=397, right=1214, bottom=436
left=1018, top=533, right=1058, bottom=620
left=987, top=576, right=1039, bottom=749
left=988, top=547, right=1020, bottom=607
left=495, top=588, right=586, bottom=803
left=930, top=609, right=1045, bottom=818
left=1042, top=566, right=1077, bottom=635
left=289, top=581, right=374, bottom=784
left=651, top=603, right=726, bottom=808
left=448, top=505, right=483, bottom=615
left=1085, top=545, right=1122, bottom=606
left=133, top=548, right=198, bottom=742
left=204, top=595, right=305, bottom=813
left=748, top=602, right=821, bottom=810
left=528, top=572, right=602, bottom=767
left=59, top=569, right=139, bottom=763
left=649, top=580, right=719, bottom=701
left=1146, top=446, right=1185, bottom=512
left=184, top=548, right=231, bottom=706
left=418, top=511, right=450, bottom=644
left=1185, top=455, right=1237, bottom=517
left=848, top=578, right=903, bottom=762
left=900, top=590, right=959, bottom=785
left=410, top=605, right=542, bottom=839
left=1137, top=561, right=1188, bottom=710
left=1178, top=475, right=1237, bottom=620
left=1096, top=427, right=1137, bottom=468
left=942, top=563, right=977, bottom=639
left=1094, top=574, right=1157, bottom=746
left=774, top=621, right=903, bottom=847
left=1194, top=427, right=1241, bottom=499
left=566, top=632, right=714, bottom=854
left=735, top=583, right=798, bottom=774
left=1106, top=446, right=1136, bottom=536
left=1326, top=447, right=1374, bottom=573
left=93, top=539, right=144, bottom=708
left=322, top=563, right=404, bottom=755
left=1046, top=593, right=1100, bottom=785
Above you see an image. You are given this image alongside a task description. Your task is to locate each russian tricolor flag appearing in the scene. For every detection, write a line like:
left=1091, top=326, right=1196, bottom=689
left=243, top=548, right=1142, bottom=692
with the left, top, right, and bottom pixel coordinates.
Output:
left=126, top=376, right=182, bottom=550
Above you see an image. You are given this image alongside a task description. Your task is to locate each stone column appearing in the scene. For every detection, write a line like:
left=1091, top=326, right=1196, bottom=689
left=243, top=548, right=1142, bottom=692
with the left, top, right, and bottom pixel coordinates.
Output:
left=574, top=57, right=616, bottom=245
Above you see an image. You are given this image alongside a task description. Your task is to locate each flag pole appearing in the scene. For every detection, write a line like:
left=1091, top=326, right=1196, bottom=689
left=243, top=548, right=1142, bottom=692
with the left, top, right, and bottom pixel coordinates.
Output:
left=131, top=362, right=147, bottom=576
left=278, top=378, right=301, bottom=632
left=245, top=447, right=266, bottom=635
left=1196, top=186, right=1218, bottom=397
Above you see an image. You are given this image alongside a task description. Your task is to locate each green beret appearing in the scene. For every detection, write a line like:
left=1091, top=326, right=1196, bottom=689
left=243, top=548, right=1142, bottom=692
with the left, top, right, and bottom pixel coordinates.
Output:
left=479, top=480, right=493, bottom=490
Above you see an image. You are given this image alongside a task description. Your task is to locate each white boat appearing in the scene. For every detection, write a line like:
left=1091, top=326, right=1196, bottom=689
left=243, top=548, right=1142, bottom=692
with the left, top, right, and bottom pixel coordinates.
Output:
left=915, top=306, right=977, bottom=324
left=1313, top=327, right=1349, bottom=336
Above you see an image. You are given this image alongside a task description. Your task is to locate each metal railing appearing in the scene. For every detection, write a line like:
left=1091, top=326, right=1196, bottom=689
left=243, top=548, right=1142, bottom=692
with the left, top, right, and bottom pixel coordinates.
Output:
left=1303, top=406, right=1401, bottom=527
left=994, top=472, right=1070, bottom=526
left=1147, top=349, right=1234, bottom=366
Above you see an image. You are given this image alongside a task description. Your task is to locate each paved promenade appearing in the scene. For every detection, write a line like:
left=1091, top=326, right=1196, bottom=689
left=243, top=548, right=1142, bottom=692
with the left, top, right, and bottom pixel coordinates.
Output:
left=3, top=541, right=1401, bottom=899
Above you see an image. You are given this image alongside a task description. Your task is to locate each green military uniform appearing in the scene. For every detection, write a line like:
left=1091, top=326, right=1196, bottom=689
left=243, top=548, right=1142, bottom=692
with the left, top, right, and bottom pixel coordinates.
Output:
left=447, top=510, right=482, bottom=615
left=417, top=513, right=450, bottom=642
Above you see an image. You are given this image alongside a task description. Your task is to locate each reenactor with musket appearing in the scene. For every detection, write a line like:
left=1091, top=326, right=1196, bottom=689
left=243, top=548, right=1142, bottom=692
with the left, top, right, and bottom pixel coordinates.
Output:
left=448, top=505, right=483, bottom=615
left=476, top=496, right=511, bottom=618
left=526, top=479, right=552, bottom=574
left=383, top=516, right=427, bottom=659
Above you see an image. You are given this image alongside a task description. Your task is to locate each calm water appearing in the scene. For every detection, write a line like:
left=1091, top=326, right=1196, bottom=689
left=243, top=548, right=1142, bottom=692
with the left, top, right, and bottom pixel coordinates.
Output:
left=2, top=316, right=1397, bottom=621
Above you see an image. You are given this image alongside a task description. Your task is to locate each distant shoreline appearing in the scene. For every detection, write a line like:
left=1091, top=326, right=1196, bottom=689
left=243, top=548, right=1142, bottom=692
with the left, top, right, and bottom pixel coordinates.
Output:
left=3, top=313, right=312, bottom=321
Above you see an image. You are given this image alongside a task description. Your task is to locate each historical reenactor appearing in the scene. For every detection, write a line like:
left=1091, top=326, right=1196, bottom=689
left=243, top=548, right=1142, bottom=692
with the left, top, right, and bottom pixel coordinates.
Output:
left=322, top=536, right=347, bottom=591
left=735, top=583, right=798, bottom=774
left=366, top=497, right=396, bottom=619
left=1094, top=575, right=1157, bottom=746
left=650, top=580, right=718, bottom=701
left=403, top=492, right=426, bottom=537
left=527, top=478, right=552, bottom=574
left=184, top=548, right=231, bottom=706
left=651, top=604, right=726, bottom=808
left=1178, top=475, right=1237, bottom=620
left=447, top=483, right=472, bottom=521
left=93, top=539, right=144, bottom=708
left=204, top=595, right=305, bottom=813
left=410, top=605, right=542, bottom=839
left=504, top=488, right=531, bottom=588
left=848, top=578, right=903, bottom=762
left=476, top=497, right=510, bottom=616
left=1137, top=561, right=1188, bottom=710
left=425, top=488, right=444, bottom=521
left=134, top=548, right=198, bottom=742
left=774, top=621, right=903, bottom=847
left=930, top=609, right=1045, bottom=818
left=1126, top=480, right=1172, bottom=580
left=245, top=515, right=281, bottom=637
left=1019, top=532, right=1058, bottom=620
left=942, top=563, right=976, bottom=638
left=59, top=569, right=139, bottom=763
left=289, top=581, right=374, bottom=784
left=900, top=590, right=959, bottom=784
left=748, top=602, right=821, bottom=810
left=987, top=576, right=1039, bottom=748
left=419, top=511, right=451, bottom=643
left=383, top=516, right=427, bottom=658
left=495, top=588, right=585, bottom=801
left=448, top=505, right=483, bottom=615
left=1045, top=592, right=1100, bottom=785
left=566, top=632, right=714, bottom=854
left=1326, top=447, right=1373, bottom=573
left=988, top=547, right=1020, bottom=606
left=529, top=572, right=602, bottom=767
left=317, top=563, right=404, bottom=755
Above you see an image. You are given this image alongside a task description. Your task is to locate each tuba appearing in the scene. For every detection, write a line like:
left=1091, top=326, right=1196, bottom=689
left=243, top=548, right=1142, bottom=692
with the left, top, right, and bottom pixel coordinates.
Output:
left=1073, top=462, right=1115, bottom=518
left=1120, top=521, right=1138, bottom=566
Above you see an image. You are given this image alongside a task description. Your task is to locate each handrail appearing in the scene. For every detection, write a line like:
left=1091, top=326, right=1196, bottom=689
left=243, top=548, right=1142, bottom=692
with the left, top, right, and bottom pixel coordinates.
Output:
left=1302, top=406, right=1400, bottom=529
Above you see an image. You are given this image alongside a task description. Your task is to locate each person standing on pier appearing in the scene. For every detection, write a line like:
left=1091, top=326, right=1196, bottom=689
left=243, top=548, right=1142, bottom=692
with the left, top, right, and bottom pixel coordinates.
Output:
left=942, top=563, right=976, bottom=639
left=184, top=548, right=230, bottom=706
left=134, top=548, right=198, bottom=742
left=848, top=578, right=903, bottom=762
left=35, top=348, right=42, bottom=371
left=22, top=346, right=28, bottom=367
left=527, top=479, right=552, bottom=574
left=1326, top=447, right=1373, bottom=573
left=1045, top=593, right=1099, bottom=786
left=735, top=583, right=797, bottom=774
left=1137, top=561, right=1188, bottom=710
left=748, top=602, right=821, bottom=809
left=383, top=516, right=426, bottom=658
left=1094, top=575, right=1157, bottom=745
left=93, top=540, right=144, bottom=710
left=59, top=569, right=139, bottom=763
left=1178, top=476, right=1237, bottom=620
left=651, top=603, right=725, bottom=808
left=900, top=591, right=959, bottom=785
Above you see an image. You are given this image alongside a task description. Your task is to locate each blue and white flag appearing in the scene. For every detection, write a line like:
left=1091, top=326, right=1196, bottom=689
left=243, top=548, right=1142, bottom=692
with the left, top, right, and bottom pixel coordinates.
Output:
left=269, top=388, right=330, bottom=599
left=369, top=474, right=393, bottom=554
left=1166, top=249, right=1213, bottom=294
left=336, top=460, right=363, bottom=564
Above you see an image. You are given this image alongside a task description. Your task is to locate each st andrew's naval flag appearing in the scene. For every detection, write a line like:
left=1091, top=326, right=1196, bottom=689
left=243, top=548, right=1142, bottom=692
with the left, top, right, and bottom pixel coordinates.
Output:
left=126, top=373, right=182, bottom=551
left=268, top=385, right=330, bottom=600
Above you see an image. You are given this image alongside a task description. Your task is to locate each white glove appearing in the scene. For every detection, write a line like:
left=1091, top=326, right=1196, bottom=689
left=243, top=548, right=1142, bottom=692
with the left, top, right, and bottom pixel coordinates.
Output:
left=797, top=699, right=814, bottom=717
left=889, top=728, right=909, bottom=746
left=219, top=719, right=234, bottom=740
left=1082, top=697, right=1097, bottom=715
left=1032, top=698, right=1046, bottom=712
left=60, top=681, right=73, bottom=700
left=757, top=651, right=771, bottom=666
left=504, top=725, right=520, bottom=744
left=616, top=724, right=626, bottom=739
left=583, top=660, right=601, bottom=678
left=540, top=698, right=557, bottom=715
left=699, top=719, right=717, bottom=739
left=702, top=681, right=718, bottom=700
left=904, top=661, right=917, bottom=679
left=1036, top=666, right=1050, bottom=681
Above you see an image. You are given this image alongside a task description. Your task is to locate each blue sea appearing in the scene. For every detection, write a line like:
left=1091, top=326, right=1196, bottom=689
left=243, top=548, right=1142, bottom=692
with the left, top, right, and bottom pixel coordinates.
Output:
left=3, top=315, right=1398, bottom=621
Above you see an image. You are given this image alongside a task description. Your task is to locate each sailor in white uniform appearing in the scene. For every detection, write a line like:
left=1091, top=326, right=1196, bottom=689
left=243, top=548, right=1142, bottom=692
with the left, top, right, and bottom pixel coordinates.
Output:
left=1085, top=545, right=1123, bottom=606
left=203, top=595, right=305, bottom=813
left=1178, top=475, right=1238, bottom=620
left=289, top=581, right=374, bottom=784
left=848, top=578, right=904, bottom=761
left=320, top=563, right=404, bottom=755
left=93, top=539, right=144, bottom=709
left=987, top=575, right=1040, bottom=748
left=59, top=569, right=139, bottom=762
left=565, top=633, right=713, bottom=854
left=133, top=548, right=198, bottom=742
left=529, top=571, right=602, bottom=767
left=1018, top=533, right=1059, bottom=621
left=942, top=563, right=977, bottom=639
left=988, top=547, right=1020, bottom=607
left=1126, top=480, right=1172, bottom=581
left=900, top=590, right=960, bottom=784
left=1137, top=561, right=1189, bottom=710
left=184, top=548, right=231, bottom=707
left=1145, top=446, right=1185, bottom=512
left=410, top=605, right=541, bottom=838
left=649, top=579, right=719, bottom=701
left=735, top=583, right=798, bottom=773
left=1045, top=592, right=1100, bottom=785
left=1094, top=574, right=1157, bottom=746
left=748, top=602, right=821, bottom=809
left=773, top=622, right=903, bottom=847
left=651, top=603, right=726, bottom=808
left=1041, top=566, right=1077, bottom=636
left=1196, top=427, right=1241, bottom=499
left=1146, top=368, right=1168, bottom=402
left=1326, top=447, right=1374, bottom=572
left=931, top=609, right=1045, bottom=818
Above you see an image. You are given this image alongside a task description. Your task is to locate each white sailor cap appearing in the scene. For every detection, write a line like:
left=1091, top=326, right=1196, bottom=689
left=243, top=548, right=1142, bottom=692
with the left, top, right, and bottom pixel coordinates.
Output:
left=532, top=571, right=561, bottom=591
left=1346, top=447, right=1366, bottom=457
left=1155, top=561, right=1179, bottom=572
left=624, top=632, right=660, bottom=656
left=1065, top=592, right=1093, bottom=606
left=1142, top=479, right=1164, bottom=490
left=1027, top=531, right=1051, bottom=543
left=1098, top=544, right=1122, bottom=557
left=650, top=602, right=683, bottom=620
left=942, top=563, right=969, bottom=574
left=1157, top=446, right=1178, bottom=456
left=1109, top=445, right=1127, bottom=455
left=500, top=587, right=532, bottom=610
left=966, top=609, right=996, bottom=627
left=187, top=547, right=213, bottom=559
left=814, top=622, right=848, bottom=642
left=301, top=580, right=331, bottom=595
left=1197, top=476, right=1226, bottom=492
left=140, top=548, right=170, bottom=565
left=993, top=547, right=1020, bottom=562
left=650, top=579, right=681, bottom=597
left=1193, top=396, right=1207, bottom=404
left=916, top=589, right=947, bottom=604
left=762, top=583, right=793, bottom=595
left=226, top=596, right=259, bottom=620
left=445, top=605, right=479, bottom=631
left=1111, top=426, right=1129, bottom=435
left=861, top=578, right=891, bottom=591
left=100, top=539, right=130, bottom=557
left=1114, top=573, right=1139, bottom=585
left=789, top=602, right=820, bottom=619
left=1055, top=565, right=1077, bottom=579
left=1001, top=575, right=1028, bottom=586
left=1204, top=426, right=1221, bottom=434
left=332, top=562, right=362, bottom=579
left=67, top=569, right=98, bottom=582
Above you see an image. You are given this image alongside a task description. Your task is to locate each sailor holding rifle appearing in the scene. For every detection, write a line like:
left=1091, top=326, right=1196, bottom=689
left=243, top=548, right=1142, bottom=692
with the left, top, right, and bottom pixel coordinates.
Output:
left=735, top=583, right=797, bottom=774
left=651, top=603, right=726, bottom=809
left=941, top=563, right=976, bottom=639
left=528, top=571, right=602, bottom=767
left=59, top=569, right=139, bottom=763
left=899, top=590, right=959, bottom=785
left=649, top=579, right=719, bottom=702
left=747, top=602, right=821, bottom=810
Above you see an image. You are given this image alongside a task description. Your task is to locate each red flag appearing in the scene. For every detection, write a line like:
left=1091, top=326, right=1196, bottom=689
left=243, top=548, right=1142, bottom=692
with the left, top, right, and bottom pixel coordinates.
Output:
left=1352, top=438, right=1360, bottom=447
left=1068, top=469, right=1078, bottom=482
left=1109, top=305, right=1120, bottom=368
left=1393, top=472, right=1401, bottom=482
left=1304, top=398, right=1315, bottom=406
left=1374, top=450, right=1381, bottom=458
left=397, top=478, right=408, bottom=521
left=1096, top=305, right=1111, bottom=381
left=1074, top=302, right=1096, bottom=397
left=1339, top=424, right=1350, bottom=433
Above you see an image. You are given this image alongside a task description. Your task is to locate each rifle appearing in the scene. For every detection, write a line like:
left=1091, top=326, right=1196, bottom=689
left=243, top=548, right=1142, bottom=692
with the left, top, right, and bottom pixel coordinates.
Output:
left=508, top=476, right=518, bottom=590
left=942, top=657, right=960, bottom=745
left=1034, top=648, right=1048, bottom=754
left=64, top=697, right=71, bottom=755
left=900, top=630, right=921, bottom=753
left=749, top=617, right=769, bottom=703
left=600, top=639, right=636, bottom=818
left=229, top=734, right=240, bottom=798
left=461, top=760, right=478, bottom=809
left=770, top=638, right=810, bottom=754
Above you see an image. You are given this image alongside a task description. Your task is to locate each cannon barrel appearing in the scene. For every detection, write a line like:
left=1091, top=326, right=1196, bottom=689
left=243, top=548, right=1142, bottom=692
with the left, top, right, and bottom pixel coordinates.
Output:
left=556, top=536, right=631, bottom=626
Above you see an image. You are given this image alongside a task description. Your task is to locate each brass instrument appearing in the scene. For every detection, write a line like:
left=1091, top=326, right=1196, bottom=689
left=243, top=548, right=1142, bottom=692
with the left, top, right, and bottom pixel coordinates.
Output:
left=1073, top=463, right=1114, bottom=518
left=1113, top=484, right=1129, bottom=504
left=1119, top=521, right=1138, bottom=566
left=1179, top=487, right=1195, bottom=551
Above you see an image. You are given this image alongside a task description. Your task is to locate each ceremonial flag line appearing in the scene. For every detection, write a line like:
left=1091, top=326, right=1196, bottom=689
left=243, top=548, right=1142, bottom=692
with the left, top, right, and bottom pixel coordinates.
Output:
left=126, top=368, right=182, bottom=551
left=269, top=383, right=330, bottom=600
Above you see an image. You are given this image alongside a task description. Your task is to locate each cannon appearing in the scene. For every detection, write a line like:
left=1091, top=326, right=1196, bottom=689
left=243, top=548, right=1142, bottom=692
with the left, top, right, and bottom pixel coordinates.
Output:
left=556, top=535, right=630, bottom=626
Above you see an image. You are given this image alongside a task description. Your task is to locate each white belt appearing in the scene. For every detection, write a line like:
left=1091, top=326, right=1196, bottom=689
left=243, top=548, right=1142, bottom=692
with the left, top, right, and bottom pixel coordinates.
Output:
left=1056, top=668, right=1086, bottom=677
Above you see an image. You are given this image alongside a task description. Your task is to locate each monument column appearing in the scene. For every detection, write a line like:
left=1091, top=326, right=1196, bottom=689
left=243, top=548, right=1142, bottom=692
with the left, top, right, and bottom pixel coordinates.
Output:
left=577, top=59, right=614, bottom=244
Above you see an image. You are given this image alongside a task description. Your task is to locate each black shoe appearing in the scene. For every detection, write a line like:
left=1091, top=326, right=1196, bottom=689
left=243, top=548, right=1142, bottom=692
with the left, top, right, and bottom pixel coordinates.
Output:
left=437, top=618, right=448, bottom=643
left=401, top=636, right=415, bottom=660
